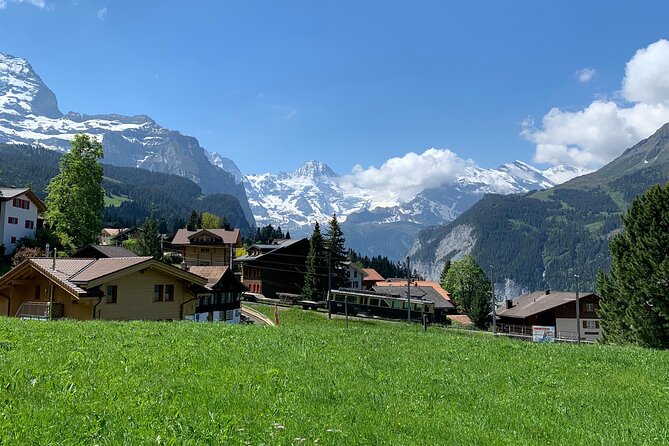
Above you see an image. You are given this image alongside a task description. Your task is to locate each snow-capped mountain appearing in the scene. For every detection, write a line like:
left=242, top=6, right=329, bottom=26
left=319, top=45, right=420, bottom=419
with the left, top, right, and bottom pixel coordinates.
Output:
left=0, top=51, right=255, bottom=226
left=244, top=160, right=369, bottom=230
left=244, top=159, right=585, bottom=258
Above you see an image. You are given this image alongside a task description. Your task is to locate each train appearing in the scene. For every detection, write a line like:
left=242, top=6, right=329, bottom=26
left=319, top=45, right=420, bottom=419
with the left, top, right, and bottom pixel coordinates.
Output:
left=329, top=288, right=435, bottom=322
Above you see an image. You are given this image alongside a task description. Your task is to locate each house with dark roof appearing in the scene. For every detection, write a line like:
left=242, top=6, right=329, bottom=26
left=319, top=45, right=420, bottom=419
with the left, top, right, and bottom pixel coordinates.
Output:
left=496, top=290, right=602, bottom=342
left=0, top=187, right=46, bottom=254
left=371, top=281, right=456, bottom=322
left=71, top=244, right=137, bottom=259
left=234, top=238, right=309, bottom=299
left=170, top=228, right=241, bottom=267
left=188, top=266, right=247, bottom=323
left=0, top=256, right=207, bottom=321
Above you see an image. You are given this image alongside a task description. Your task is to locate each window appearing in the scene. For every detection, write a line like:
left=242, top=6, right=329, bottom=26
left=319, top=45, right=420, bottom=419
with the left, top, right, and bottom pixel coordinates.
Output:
left=12, top=198, right=29, bottom=209
left=583, top=320, right=600, bottom=329
left=353, top=270, right=358, bottom=278
left=106, top=285, right=117, bottom=304
left=7, top=217, right=18, bottom=225
left=154, top=284, right=164, bottom=301
left=34, top=285, right=41, bottom=300
left=25, top=220, right=34, bottom=229
left=10, top=237, right=16, bottom=244
left=585, top=303, right=595, bottom=312
left=164, top=284, right=174, bottom=301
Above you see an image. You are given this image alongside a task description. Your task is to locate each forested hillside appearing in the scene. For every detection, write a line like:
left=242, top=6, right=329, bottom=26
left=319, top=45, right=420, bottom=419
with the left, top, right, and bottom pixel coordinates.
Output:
left=0, top=144, right=252, bottom=236
left=409, top=122, right=669, bottom=295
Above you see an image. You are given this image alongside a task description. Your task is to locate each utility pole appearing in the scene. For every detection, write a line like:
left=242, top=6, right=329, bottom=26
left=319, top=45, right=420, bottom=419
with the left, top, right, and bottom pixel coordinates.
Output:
left=490, top=264, right=496, bottom=335
left=407, top=256, right=411, bottom=323
left=327, top=254, right=332, bottom=320
left=575, top=273, right=581, bottom=344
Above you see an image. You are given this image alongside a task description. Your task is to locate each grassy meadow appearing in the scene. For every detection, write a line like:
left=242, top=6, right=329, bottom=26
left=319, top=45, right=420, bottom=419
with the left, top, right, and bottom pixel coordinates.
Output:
left=0, top=308, right=668, bottom=445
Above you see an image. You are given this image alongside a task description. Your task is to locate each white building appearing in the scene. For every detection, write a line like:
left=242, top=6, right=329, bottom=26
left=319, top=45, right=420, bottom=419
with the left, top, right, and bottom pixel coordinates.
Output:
left=345, top=262, right=367, bottom=290
left=0, top=188, right=46, bottom=255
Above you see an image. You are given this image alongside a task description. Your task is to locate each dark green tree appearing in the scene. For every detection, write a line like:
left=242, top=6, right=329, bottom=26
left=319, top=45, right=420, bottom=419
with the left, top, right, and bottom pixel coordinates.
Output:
left=442, top=255, right=492, bottom=329
left=139, top=217, right=162, bottom=260
left=45, top=134, right=104, bottom=252
left=285, top=230, right=291, bottom=240
left=325, top=214, right=347, bottom=290
left=187, top=210, right=199, bottom=229
left=439, top=260, right=452, bottom=284
left=596, top=183, right=669, bottom=348
left=302, top=222, right=327, bottom=300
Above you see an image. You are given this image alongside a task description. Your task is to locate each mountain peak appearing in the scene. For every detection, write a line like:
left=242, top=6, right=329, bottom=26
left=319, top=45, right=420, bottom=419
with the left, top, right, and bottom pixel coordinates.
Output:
left=293, top=160, right=338, bottom=178
left=0, top=51, right=62, bottom=119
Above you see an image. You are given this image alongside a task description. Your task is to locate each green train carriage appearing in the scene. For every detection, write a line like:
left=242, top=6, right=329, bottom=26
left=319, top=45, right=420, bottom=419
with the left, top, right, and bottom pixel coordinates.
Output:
left=329, top=289, right=435, bottom=322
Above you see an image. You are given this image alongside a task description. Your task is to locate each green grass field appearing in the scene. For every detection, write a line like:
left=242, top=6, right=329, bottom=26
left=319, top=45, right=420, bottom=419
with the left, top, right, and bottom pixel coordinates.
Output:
left=104, top=193, right=131, bottom=207
left=1, top=309, right=668, bottom=445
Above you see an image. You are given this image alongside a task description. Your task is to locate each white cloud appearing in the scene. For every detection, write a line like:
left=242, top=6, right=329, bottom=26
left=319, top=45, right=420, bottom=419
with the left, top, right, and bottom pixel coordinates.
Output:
left=0, top=0, right=48, bottom=9
left=524, top=39, right=669, bottom=168
left=575, top=67, right=596, bottom=83
left=272, top=105, right=297, bottom=120
left=339, top=148, right=472, bottom=205
left=97, top=6, right=107, bottom=20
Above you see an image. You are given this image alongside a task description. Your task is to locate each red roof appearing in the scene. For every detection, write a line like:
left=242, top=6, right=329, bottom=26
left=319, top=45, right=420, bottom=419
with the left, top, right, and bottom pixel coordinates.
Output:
left=361, top=268, right=384, bottom=282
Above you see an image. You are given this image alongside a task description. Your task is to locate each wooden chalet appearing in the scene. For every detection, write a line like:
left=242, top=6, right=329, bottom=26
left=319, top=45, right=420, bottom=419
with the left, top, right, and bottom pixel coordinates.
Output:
left=170, top=228, right=241, bottom=267
left=0, top=256, right=207, bottom=321
left=188, top=266, right=247, bottom=323
left=496, top=290, right=602, bottom=341
left=234, top=238, right=309, bottom=299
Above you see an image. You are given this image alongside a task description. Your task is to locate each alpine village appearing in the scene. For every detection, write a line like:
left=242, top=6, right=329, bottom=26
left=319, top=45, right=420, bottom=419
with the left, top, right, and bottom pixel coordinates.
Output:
left=1, top=14, right=669, bottom=446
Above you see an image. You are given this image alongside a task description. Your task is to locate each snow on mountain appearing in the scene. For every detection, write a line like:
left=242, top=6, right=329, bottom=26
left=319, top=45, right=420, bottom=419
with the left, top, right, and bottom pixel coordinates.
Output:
left=244, top=161, right=369, bottom=232
left=244, top=158, right=561, bottom=245
left=206, top=150, right=245, bottom=185
left=0, top=51, right=255, bottom=226
left=542, top=164, right=594, bottom=184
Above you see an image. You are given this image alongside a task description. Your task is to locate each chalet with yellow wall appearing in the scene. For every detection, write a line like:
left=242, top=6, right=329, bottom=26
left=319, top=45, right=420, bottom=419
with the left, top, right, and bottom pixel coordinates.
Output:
left=0, top=256, right=208, bottom=321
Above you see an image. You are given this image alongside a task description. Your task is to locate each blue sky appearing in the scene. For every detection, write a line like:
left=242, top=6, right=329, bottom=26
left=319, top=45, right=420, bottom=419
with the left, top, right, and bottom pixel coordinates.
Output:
left=1, top=0, right=669, bottom=177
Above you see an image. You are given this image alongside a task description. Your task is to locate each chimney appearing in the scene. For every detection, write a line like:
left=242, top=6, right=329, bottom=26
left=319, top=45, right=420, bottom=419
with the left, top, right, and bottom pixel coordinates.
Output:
left=505, top=299, right=513, bottom=309
left=545, top=289, right=550, bottom=295
left=52, top=248, right=57, bottom=271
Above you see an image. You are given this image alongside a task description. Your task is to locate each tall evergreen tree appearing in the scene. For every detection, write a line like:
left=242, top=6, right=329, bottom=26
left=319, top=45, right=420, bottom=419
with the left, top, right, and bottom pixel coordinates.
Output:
left=285, top=230, right=291, bottom=240
left=439, top=260, right=452, bottom=284
left=45, top=133, right=104, bottom=252
left=597, top=183, right=669, bottom=348
left=302, top=222, right=327, bottom=300
left=139, top=217, right=163, bottom=260
left=442, top=255, right=492, bottom=329
left=187, top=210, right=199, bottom=229
left=325, top=214, right=347, bottom=290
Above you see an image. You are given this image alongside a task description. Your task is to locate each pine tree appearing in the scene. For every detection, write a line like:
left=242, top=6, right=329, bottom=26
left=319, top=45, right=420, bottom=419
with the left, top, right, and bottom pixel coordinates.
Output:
left=442, top=255, right=492, bottom=329
left=439, top=260, right=452, bottom=284
left=597, top=183, right=669, bottom=348
left=285, top=230, right=291, bottom=240
left=45, top=133, right=104, bottom=252
left=325, top=214, right=347, bottom=290
left=302, top=222, right=327, bottom=300
left=139, top=217, right=162, bottom=260
left=187, top=210, right=199, bottom=229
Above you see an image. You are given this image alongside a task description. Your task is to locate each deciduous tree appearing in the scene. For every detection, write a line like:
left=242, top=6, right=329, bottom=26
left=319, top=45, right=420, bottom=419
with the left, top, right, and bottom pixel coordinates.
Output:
left=201, top=212, right=221, bottom=229
left=597, top=183, right=669, bottom=348
left=442, top=255, right=491, bottom=329
left=45, top=134, right=104, bottom=252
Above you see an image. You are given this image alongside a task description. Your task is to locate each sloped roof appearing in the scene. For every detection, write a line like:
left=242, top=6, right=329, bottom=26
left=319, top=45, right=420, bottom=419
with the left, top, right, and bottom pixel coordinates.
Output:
left=29, top=258, right=96, bottom=296
left=69, top=257, right=152, bottom=283
left=370, top=284, right=454, bottom=309
left=171, top=228, right=240, bottom=245
left=236, top=238, right=307, bottom=262
left=375, top=280, right=451, bottom=301
left=362, top=268, right=384, bottom=282
left=71, top=244, right=137, bottom=259
left=0, top=187, right=47, bottom=212
left=188, top=266, right=229, bottom=288
left=496, top=290, right=597, bottom=319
